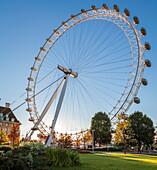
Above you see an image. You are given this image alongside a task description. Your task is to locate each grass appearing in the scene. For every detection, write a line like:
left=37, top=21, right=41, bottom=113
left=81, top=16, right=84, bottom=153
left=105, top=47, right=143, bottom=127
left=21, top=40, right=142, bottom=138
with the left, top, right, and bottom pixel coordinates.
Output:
left=50, top=152, right=157, bottom=170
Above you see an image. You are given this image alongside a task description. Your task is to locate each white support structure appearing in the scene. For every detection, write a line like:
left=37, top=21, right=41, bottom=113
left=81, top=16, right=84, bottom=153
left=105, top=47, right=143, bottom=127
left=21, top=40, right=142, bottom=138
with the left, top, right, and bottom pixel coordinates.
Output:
left=45, top=75, right=69, bottom=146
left=25, top=78, right=66, bottom=141
left=25, top=64, right=77, bottom=144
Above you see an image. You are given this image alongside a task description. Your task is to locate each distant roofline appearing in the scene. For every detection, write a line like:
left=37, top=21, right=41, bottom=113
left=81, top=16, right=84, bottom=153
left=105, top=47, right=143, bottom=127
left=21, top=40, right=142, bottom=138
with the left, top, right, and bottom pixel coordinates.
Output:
left=0, top=106, right=21, bottom=124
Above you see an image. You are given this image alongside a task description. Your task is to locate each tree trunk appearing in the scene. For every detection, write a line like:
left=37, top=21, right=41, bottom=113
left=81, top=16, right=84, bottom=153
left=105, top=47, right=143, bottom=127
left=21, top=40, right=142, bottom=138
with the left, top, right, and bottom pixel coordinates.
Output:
left=138, top=142, right=141, bottom=153
left=124, top=142, right=127, bottom=154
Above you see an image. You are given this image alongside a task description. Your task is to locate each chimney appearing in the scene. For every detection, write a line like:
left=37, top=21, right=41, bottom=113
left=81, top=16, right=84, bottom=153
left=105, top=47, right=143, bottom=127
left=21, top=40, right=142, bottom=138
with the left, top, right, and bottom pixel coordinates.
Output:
left=5, top=103, right=10, bottom=108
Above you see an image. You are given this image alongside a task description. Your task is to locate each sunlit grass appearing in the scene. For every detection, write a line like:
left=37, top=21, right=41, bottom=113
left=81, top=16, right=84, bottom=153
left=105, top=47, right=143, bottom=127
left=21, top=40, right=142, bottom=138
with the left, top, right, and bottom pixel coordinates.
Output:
left=51, top=152, right=157, bottom=170
left=98, top=153, right=157, bottom=164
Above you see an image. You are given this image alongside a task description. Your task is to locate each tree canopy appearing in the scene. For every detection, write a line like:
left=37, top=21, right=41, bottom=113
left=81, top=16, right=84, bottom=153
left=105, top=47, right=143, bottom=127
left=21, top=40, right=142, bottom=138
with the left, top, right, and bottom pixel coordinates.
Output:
left=0, top=131, right=8, bottom=144
left=91, top=112, right=111, bottom=146
left=129, top=111, right=155, bottom=151
left=8, top=124, right=20, bottom=145
left=115, top=113, right=136, bottom=152
left=58, top=133, right=72, bottom=148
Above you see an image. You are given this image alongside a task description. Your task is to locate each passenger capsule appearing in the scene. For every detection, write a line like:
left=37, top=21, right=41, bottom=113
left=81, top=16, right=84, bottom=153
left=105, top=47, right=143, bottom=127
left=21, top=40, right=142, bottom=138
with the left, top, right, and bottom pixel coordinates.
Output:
left=40, top=47, right=46, bottom=52
left=35, top=57, right=41, bottom=61
left=54, top=29, right=60, bottom=34
left=91, top=5, right=97, bottom=11
left=26, top=108, right=32, bottom=112
left=114, top=5, right=120, bottom=12
left=46, top=38, right=52, bottom=42
left=25, top=98, right=31, bottom=102
left=133, top=16, right=139, bottom=25
left=81, top=9, right=87, bottom=15
left=28, top=117, right=34, bottom=122
left=144, top=42, right=151, bottom=50
left=28, top=77, right=34, bottom=81
left=62, top=22, right=68, bottom=27
left=31, top=67, right=37, bottom=71
left=134, top=97, right=140, bottom=104
left=141, top=78, right=148, bottom=86
left=124, top=8, right=130, bottom=17
left=102, top=4, right=108, bottom=9
left=144, top=59, right=151, bottom=67
left=140, top=28, right=147, bottom=36
left=31, top=127, right=39, bottom=131
left=71, top=15, right=76, bottom=20
left=26, top=88, right=32, bottom=91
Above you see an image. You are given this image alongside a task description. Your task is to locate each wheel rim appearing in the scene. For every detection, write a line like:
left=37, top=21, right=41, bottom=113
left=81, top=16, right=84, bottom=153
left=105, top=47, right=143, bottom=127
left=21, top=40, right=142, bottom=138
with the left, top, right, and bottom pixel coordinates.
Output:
left=26, top=7, right=145, bottom=136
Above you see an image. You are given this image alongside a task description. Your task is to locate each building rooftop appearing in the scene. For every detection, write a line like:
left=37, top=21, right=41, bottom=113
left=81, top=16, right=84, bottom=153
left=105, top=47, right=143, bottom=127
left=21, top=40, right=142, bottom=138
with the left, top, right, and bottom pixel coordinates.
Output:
left=0, top=106, right=21, bottom=124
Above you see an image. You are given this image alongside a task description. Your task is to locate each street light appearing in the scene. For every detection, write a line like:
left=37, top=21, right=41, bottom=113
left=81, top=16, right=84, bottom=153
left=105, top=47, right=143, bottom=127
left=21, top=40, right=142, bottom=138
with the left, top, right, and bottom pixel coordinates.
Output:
left=92, top=129, right=95, bottom=153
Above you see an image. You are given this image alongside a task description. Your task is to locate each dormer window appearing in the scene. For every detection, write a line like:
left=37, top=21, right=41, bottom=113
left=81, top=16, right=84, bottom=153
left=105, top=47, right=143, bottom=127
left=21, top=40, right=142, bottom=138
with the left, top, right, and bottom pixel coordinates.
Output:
left=6, top=117, right=9, bottom=121
left=11, top=118, right=15, bottom=122
left=0, top=113, right=3, bottom=120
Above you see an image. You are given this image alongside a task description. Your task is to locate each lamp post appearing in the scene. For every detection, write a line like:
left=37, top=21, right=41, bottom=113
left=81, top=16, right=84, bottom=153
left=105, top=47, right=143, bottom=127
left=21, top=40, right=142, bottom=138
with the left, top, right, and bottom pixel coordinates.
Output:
left=92, top=129, right=95, bottom=153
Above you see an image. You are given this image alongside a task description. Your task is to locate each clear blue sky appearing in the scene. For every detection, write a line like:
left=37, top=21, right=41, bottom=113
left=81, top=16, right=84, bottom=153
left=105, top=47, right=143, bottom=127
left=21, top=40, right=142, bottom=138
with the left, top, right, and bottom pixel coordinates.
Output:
left=0, top=0, right=157, bottom=137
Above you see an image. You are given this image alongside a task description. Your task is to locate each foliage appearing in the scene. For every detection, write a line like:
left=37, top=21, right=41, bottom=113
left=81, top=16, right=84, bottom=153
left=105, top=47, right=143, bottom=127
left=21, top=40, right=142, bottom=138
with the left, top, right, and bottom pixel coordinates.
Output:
left=58, top=133, right=73, bottom=148
left=0, top=142, right=47, bottom=170
left=129, top=111, right=155, bottom=152
left=0, top=131, right=8, bottom=145
left=0, top=143, right=81, bottom=169
left=115, top=113, right=136, bottom=152
left=8, top=124, right=20, bottom=146
left=0, top=146, right=12, bottom=153
left=91, top=112, right=111, bottom=146
left=45, top=147, right=80, bottom=167
left=78, top=150, right=90, bottom=153
left=50, top=153, right=157, bottom=170
left=81, top=130, right=92, bottom=149
left=75, top=134, right=81, bottom=149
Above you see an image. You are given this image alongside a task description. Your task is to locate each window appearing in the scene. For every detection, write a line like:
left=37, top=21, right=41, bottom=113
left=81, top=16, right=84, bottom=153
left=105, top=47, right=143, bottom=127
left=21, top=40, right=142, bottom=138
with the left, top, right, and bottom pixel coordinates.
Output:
left=0, top=113, right=3, bottom=120
left=11, top=118, right=15, bottom=122
left=6, top=117, right=9, bottom=121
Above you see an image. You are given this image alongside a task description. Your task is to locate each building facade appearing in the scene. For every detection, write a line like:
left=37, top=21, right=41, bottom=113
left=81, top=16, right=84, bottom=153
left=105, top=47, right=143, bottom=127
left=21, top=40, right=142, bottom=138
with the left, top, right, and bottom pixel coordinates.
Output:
left=0, top=103, right=21, bottom=137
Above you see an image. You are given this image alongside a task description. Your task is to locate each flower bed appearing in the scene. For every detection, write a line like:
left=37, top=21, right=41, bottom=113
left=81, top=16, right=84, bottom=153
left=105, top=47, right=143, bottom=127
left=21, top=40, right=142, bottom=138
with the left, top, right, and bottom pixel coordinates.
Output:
left=78, top=150, right=91, bottom=153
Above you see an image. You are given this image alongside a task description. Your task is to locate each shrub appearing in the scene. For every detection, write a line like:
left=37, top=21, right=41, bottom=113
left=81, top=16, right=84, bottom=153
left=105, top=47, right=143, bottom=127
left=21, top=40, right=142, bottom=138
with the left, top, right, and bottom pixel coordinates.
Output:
left=67, top=150, right=80, bottom=166
left=0, top=146, right=12, bottom=153
left=0, top=143, right=80, bottom=169
left=0, top=143, right=47, bottom=170
left=46, top=147, right=80, bottom=167
left=78, top=150, right=90, bottom=153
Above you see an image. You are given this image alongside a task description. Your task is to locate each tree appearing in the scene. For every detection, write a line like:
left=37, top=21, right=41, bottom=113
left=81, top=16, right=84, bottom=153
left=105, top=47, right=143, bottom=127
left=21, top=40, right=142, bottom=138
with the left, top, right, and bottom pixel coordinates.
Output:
left=75, top=134, right=81, bottom=149
left=81, top=130, right=92, bottom=149
left=57, top=133, right=73, bottom=148
left=129, top=111, right=155, bottom=152
left=91, top=112, right=111, bottom=146
left=0, top=130, right=8, bottom=144
left=115, top=113, right=136, bottom=153
left=8, top=124, right=20, bottom=146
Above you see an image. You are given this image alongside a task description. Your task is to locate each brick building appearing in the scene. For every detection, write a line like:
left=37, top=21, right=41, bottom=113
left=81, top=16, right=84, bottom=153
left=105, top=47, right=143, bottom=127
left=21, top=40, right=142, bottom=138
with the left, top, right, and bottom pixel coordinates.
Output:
left=0, top=103, right=21, bottom=136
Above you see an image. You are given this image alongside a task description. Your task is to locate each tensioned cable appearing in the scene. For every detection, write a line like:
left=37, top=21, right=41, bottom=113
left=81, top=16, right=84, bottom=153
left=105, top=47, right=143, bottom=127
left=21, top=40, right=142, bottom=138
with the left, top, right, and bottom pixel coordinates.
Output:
left=0, top=68, right=57, bottom=117
left=74, top=78, right=106, bottom=130
left=74, top=21, right=116, bottom=68
left=1, top=75, right=64, bottom=119
left=72, top=20, right=104, bottom=67
left=76, top=20, right=122, bottom=68
left=76, top=78, right=109, bottom=112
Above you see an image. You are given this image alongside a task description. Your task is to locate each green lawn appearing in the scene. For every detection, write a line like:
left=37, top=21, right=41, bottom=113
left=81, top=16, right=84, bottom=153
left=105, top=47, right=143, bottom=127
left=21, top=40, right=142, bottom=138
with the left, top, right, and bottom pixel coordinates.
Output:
left=51, top=153, right=157, bottom=170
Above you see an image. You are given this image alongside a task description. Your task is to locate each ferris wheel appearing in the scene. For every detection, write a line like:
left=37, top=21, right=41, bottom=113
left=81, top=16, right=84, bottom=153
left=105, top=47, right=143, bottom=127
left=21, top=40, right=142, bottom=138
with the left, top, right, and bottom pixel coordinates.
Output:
left=25, top=4, right=151, bottom=146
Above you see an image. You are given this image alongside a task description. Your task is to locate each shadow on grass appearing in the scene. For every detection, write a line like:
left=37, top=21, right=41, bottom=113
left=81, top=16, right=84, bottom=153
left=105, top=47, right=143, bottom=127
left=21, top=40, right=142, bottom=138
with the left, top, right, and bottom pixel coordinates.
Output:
left=48, top=153, right=157, bottom=170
